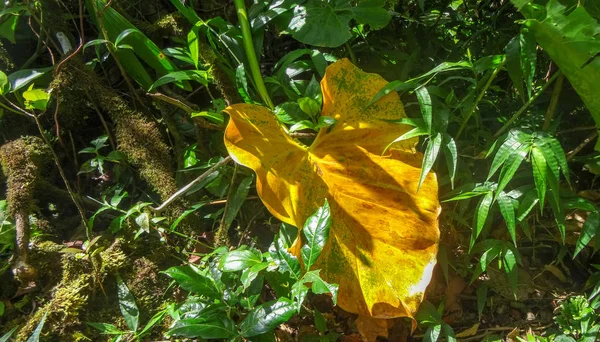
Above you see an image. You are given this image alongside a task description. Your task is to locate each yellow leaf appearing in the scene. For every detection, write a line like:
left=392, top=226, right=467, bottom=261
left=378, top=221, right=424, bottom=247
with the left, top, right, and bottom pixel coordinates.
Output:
left=224, top=59, right=440, bottom=322
left=456, top=322, right=480, bottom=338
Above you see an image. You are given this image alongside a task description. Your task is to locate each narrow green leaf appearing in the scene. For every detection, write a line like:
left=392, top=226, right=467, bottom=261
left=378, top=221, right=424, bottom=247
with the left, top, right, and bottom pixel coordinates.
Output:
left=475, top=191, right=494, bottom=241
left=86, top=322, right=125, bottom=335
left=479, top=244, right=501, bottom=272
left=530, top=146, right=548, bottom=211
left=516, top=188, right=539, bottom=221
left=219, top=249, right=262, bottom=272
left=487, top=132, right=524, bottom=180
left=116, top=274, right=139, bottom=331
left=236, top=63, right=252, bottom=103
left=574, top=212, right=600, bottom=257
left=424, top=324, right=442, bottom=342
left=542, top=136, right=571, bottom=185
left=443, top=134, right=458, bottom=189
left=506, top=36, right=525, bottom=102
left=383, top=126, right=429, bottom=154
left=223, top=175, right=253, bottom=231
left=496, top=144, right=529, bottom=196
left=520, top=28, right=537, bottom=99
left=418, top=133, right=442, bottom=191
left=188, top=22, right=203, bottom=69
left=497, top=192, right=517, bottom=246
left=138, top=310, right=167, bottom=336
left=149, top=70, right=208, bottom=91
left=0, top=327, right=18, bottom=342
left=415, top=86, right=433, bottom=134
left=502, top=248, right=518, bottom=296
left=476, top=284, right=488, bottom=320
left=26, top=311, right=48, bottom=342
left=301, top=200, right=332, bottom=271
left=239, top=298, right=296, bottom=337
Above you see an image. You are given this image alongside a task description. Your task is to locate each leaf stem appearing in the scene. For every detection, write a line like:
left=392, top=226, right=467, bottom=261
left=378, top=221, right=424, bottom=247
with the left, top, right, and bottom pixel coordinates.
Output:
left=233, top=0, right=274, bottom=109
left=456, top=58, right=506, bottom=139
left=493, top=71, right=561, bottom=139
left=542, top=73, right=564, bottom=131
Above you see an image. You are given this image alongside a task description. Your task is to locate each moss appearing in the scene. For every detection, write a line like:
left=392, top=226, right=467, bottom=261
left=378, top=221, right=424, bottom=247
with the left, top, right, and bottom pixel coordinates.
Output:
left=0, top=41, right=14, bottom=72
left=48, top=59, right=93, bottom=130
left=198, top=39, right=242, bottom=105
left=149, top=13, right=186, bottom=38
left=0, top=137, right=50, bottom=216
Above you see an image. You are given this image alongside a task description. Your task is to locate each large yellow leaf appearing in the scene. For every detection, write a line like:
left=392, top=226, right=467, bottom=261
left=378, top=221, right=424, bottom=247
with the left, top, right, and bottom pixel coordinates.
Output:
left=224, top=59, right=440, bottom=323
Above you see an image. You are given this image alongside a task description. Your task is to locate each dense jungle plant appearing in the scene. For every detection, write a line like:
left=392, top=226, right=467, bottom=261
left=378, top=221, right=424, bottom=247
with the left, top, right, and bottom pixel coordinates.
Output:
left=1, top=0, right=600, bottom=341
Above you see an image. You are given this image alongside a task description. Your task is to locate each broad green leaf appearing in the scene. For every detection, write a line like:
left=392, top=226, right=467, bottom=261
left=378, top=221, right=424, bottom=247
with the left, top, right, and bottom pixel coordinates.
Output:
left=415, top=87, right=432, bottom=134
left=574, top=211, right=600, bottom=257
left=530, top=146, right=548, bottom=211
left=315, top=116, right=337, bottom=130
left=298, top=97, right=321, bottom=118
left=116, top=274, right=139, bottom=331
left=275, top=102, right=310, bottom=124
left=168, top=316, right=237, bottom=339
left=419, top=133, right=442, bottom=191
left=512, top=0, right=600, bottom=150
left=0, top=14, right=18, bottom=43
left=424, top=324, right=442, bottom=342
left=301, top=200, right=332, bottom=271
left=239, top=298, right=296, bottom=337
left=304, top=270, right=339, bottom=305
left=241, top=262, right=269, bottom=290
left=0, top=70, right=8, bottom=95
left=289, top=120, right=315, bottom=132
left=289, top=0, right=390, bottom=48
left=269, top=231, right=301, bottom=280
left=219, top=249, right=262, bottom=272
left=497, top=192, right=517, bottom=245
left=22, top=87, right=50, bottom=111
left=7, top=67, right=53, bottom=93
left=224, top=59, right=440, bottom=321
left=163, top=265, right=219, bottom=297
left=26, top=311, right=47, bottom=342
left=149, top=70, right=209, bottom=91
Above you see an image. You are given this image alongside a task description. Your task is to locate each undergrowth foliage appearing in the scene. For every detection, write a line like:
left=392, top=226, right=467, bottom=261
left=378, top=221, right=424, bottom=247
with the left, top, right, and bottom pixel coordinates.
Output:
left=0, top=0, right=599, bottom=341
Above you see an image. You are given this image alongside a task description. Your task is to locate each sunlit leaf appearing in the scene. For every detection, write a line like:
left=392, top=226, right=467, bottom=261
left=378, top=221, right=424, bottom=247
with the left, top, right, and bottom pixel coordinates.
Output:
left=224, top=59, right=440, bottom=322
left=116, top=274, right=139, bottom=331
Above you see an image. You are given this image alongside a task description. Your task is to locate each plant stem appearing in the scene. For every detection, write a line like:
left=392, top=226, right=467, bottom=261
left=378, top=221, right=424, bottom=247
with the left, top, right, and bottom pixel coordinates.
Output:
left=233, top=0, right=274, bottom=109
left=542, top=73, right=564, bottom=131
left=149, top=156, right=231, bottom=212
left=456, top=58, right=506, bottom=139
left=346, top=41, right=357, bottom=65
left=493, top=71, right=561, bottom=139
left=215, top=162, right=239, bottom=247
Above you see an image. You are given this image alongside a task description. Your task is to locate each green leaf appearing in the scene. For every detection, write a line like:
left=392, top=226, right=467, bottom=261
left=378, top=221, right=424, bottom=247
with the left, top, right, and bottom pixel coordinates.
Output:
left=479, top=244, right=501, bottom=273
left=475, top=192, right=494, bottom=242
left=516, top=188, right=539, bottom=221
left=116, top=274, right=139, bottom=331
left=275, top=102, right=310, bottom=124
left=352, top=0, right=391, bottom=30
left=191, top=111, right=225, bottom=125
left=241, top=262, right=269, bottom=290
left=298, top=97, right=321, bottom=117
left=496, top=144, right=529, bottom=196
left=0, top=70, right=8, bottom=96
left=223, top=175, right=253, bottom=231
left=540, top=136, right=571, bottom=185
left=86, top=322, right=125, bottom=335
left=497, top=192, right=517, bottom=246
left=520, top=28, right=537, bottom=99
left=149, top=70, right=209, bottom=91
left=505, top=36, right=526, bottom=102
left=188, top=22, right=203, bottom=69
left=290, top=120, right=315, bottom=132
left=476, top=284, right=488, bottom=320
left=163, top=265, right=219, bottom=297
left=424, top=324, right=442, bottom=342
left=383, top=126, right=429, bottom=154
left=0, top=327, right=18, bottom=342
left=304, top=270, right=339, bottom=305
left=168, top=316, right=237, bottom=339
left=7, top=67, right=53, bottom=93
left=138, top=310, right=167, bottom=336
left=574, top=211, right=600, bottom=257
left=315, top=116, right=337, bottom=130
left=415, top=87, right=433, bottom=134
left=530, top=146, right=548, bottom=211
left=269, top=231, right=301, bottom=280
left=487, top=131, right=528, bottom=180
left=418, top=133, right=442, bottom=191
left=443, top=134, right=457, bottom=189
left=0, top=14, right=18, bottom=43
left=289, top=1, right=353, bottom=48
left=219, top=249, right=263, bottom=272
left=236, top=63, right=252, bottom=103
left=502, top=248, right=518, bottom=296
left=22, top=87, right=50, bottom=111
left=26, top=311, right=48, bottom=342
left=301, top=200, right=332, bottom=271
left=239, top=298, right=296, bottom=337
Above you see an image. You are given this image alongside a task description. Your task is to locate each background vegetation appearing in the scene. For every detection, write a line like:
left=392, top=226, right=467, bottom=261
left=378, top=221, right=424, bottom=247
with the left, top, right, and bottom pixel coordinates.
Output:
left=0, top=0, right=599, bottom=341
